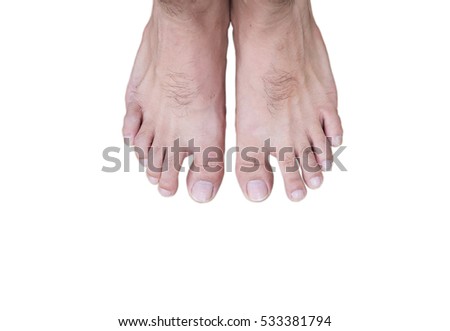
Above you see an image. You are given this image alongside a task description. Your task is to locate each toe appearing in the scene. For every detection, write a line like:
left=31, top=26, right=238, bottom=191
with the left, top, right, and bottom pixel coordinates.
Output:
left=158, top=149, right=187, bottom=198
left=296, top=139, right=323, bottom=190
left=146, top=145, right=165, bottom=185
left=309, top=127, right=333, bottom=172
left=322, top=108, right=344, bottom=147
left=236, top=146, right=273, bottom=202
left=187, top=147, right=224, bottom=203
left=277, top=149, right=307, bottom=202
left=134, top=124, right=154, bottom=168
left=122, top=101, right=142, bottom=145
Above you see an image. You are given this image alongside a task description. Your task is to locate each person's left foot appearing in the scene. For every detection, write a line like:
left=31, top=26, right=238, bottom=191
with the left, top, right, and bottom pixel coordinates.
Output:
left=231, top=0, right=344, bottom=202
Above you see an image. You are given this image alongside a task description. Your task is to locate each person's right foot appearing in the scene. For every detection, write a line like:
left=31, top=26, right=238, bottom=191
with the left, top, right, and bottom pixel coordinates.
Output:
left=232, top=0, right=344, bottom=202
left=123, top=0, right=230, bottom=203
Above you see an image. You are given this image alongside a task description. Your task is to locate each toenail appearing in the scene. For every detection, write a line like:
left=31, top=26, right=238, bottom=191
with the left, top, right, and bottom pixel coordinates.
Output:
left=158, top=187, right=173, bottom=197
left=331, top=136, right=343, bottom=147
left=291, top=190, right=306, bottom=202
left=191, top=181, right=214, bottom=203
left=247, top=180, right=269, bottom=202
left=309, top=176, right=323, bottom=189
left=148, top=176, right=159, bottom=185
left=321, top=160, right=333, bottom=172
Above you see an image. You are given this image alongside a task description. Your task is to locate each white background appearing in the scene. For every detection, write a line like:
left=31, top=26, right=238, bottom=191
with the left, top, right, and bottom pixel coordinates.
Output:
left=0, top=0, right=449, bottom=330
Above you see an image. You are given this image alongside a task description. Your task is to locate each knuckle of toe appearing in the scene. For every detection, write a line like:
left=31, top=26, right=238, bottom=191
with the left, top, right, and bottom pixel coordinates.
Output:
left=124, top=112, right=141, bottom=125
left=125, top=85, right=142, bottom=105
left=317, top=103, right=336, bottom=115
left=318, top=105, right=336, bottom=115
left=134, top=133, right=149, bottom=149
left=279, top=153, right=297, bottom=169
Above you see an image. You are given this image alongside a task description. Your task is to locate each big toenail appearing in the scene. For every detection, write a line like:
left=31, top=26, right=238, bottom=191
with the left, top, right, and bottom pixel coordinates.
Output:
left=158, top=188, right=173, bottom=197
left=331, top=136, right=343, bottom=147
left=191, top=181, right=214, bottom=203
left=247, top=180, right=269, bottom=202
left=291, top=190, right=306, bottom=202
left=310, top=176, right=323, bottom=189
left=321, top=160, right=333, bottom=171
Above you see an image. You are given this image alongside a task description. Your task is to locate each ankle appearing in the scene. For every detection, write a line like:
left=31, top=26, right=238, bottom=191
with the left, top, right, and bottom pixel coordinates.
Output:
left=154, top=0, right=229, bottom=26
left=232, top=0, right=313, bottom=28
left=232, top=1, right=317, bottom=45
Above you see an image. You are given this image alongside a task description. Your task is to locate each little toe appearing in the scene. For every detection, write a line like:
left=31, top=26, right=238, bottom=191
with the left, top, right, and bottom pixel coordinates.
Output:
left=322, top=108, right=344, bottom=147
left=123, top=102, right=143, bottom=146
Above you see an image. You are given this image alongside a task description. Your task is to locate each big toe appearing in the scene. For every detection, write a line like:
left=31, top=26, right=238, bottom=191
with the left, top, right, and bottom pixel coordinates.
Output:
left=187, top=146, right=225, bottom=203
left=236, top=145, right=273, bottom=202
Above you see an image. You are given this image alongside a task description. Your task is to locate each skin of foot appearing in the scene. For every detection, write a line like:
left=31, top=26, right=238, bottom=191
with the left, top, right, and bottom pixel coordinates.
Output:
left=231, top=0, right=344, bottom=202
left=123, top=0, right=230, bottom=203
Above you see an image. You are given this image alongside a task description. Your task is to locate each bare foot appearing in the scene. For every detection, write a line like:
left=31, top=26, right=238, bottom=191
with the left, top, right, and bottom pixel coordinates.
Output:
left=123, top=0, right=229, bottom=203
left=232, top=0, right=344, bottom=202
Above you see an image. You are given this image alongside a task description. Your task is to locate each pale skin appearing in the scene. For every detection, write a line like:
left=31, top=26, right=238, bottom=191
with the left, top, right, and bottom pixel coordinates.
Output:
left=123, top=0, right=343, bottom=203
